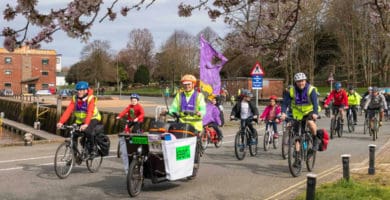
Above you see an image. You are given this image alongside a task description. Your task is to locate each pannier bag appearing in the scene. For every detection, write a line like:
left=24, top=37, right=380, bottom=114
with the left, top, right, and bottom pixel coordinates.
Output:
left=316, top=128, right=329, bottom=151
left=95, top=125, right=111, bottom=156
left=168, top=123, right=196, bottom=138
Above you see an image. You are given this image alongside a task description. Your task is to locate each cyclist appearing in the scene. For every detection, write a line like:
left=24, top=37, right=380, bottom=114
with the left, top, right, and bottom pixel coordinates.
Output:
left=384, top=89, right=390, bottom=119
left=163, top=74, right=206, bottom=133
left=57, top=81, right=102, bottom=158
left=347, top=86, right=362, bottom=125
left=203, top=94, right=223, bottom=140
left=259, top=95, right=281, bottom=138
left=363, top=87, right=387, bottom=126
left=116, top=93, right=145, bottom=174
left=280, top=72, right=320, bottom=150
left=324, top=82, right=349, bottom=124
left=116, top=93, right=145, bottom=133
left=230, top=89, right=259, bottom=144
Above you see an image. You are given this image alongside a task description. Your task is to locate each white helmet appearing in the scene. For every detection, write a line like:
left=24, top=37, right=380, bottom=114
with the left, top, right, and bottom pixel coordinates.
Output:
left=294, top=72, right=307, bottom=82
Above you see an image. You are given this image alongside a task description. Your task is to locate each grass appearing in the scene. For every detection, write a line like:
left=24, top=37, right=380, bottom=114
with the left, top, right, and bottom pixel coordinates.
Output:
left=295, top=169, right=390, bottom=200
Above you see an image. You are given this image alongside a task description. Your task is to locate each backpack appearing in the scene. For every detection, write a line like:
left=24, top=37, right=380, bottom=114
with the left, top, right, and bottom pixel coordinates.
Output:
left=316, top=128, right=329, bottom=151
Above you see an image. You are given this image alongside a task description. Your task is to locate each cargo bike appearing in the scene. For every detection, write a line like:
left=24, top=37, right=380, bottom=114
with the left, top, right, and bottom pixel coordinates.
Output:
left=121, top=111, right=202, bottom=197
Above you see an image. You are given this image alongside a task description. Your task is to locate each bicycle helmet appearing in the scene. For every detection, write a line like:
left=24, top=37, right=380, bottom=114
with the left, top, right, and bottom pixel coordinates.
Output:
left=181, top=74, right=197, bottom=84
left=75, top=81, right=89, bottom=90
left=368, top=86, right=373, bottom=91
left=334, top=82, right=342, bottom=90
left=269, top=95, right=277, bottom=100
left=294, top=72, right=307, bottom=82
left=241, top=89, right=253, bottom=97
left=348, top=85, right=354, bottom=90
left=372, top=87, right=379, bottom=92
left=130, top=93, right=140, bottom=100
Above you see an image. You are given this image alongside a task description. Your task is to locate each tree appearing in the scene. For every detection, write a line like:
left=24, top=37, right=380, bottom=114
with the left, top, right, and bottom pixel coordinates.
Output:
left=134, top=65, right=150, bottom=85
left=126, top=28, right=154, bottom=68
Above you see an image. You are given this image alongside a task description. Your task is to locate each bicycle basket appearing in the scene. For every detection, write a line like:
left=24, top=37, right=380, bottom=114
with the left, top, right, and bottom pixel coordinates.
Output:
left=149, top=120, right=170, bottom=134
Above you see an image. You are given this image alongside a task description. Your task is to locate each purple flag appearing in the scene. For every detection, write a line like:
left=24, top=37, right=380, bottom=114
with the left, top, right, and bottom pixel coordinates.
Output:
left=199, top=36, right=227, bottom=97
left=200, top=36, right=227, bottom=126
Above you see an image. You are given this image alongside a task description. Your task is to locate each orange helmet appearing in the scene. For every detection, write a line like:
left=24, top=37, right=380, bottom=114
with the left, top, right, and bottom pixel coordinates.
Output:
left=269, top=95, right=278, bottom=100
left=181, top=74, right=197, bottom=84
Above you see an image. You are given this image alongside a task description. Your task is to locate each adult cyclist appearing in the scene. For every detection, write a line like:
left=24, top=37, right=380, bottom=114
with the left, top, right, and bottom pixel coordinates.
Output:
left=363, top=87, right=387, bottom=127
left=347, top=86, right=362, bottom=125
left=280, top=72, right=320, bottom=151
left=324, top=82, right=349, bottom=125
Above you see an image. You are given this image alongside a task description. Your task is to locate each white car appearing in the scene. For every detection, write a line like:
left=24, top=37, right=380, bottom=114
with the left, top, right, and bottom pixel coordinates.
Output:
left=35, top=89, right=52, bottom=96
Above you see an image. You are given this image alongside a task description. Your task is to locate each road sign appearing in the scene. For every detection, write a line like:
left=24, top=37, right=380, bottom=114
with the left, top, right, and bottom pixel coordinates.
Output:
left=250, top=61, right=265, bottom=76
left=327, top=73, right=334, bottom=82
left=252, top=75, right=263, bottom=89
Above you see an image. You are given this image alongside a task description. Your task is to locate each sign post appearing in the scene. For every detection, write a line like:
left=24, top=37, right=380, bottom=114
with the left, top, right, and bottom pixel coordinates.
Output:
left=328, top=72, right=334, bottom=92
left=250, top=61, right=265, bottom=108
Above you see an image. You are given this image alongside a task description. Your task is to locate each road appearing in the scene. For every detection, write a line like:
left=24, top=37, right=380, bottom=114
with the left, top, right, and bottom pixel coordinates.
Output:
left=0, top=96, right=389, bottom=199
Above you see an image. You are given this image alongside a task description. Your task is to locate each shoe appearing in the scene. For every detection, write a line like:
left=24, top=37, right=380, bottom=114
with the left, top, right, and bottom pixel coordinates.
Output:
left=379, top=121, right=383, bottom=126
left=273, top=133, right=279, bottom=139
left=354, top=121, right=357, bottom=125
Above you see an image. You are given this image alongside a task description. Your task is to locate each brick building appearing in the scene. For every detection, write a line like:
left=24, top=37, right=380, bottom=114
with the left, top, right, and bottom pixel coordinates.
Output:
left=222, top=77, right=284, bottom=99
left=0, top=46, right=59, bottom=95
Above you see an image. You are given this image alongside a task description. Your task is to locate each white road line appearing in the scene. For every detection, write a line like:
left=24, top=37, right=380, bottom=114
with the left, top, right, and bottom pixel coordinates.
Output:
left=0, top=155, right=118, bottom=172
left=0, top=155, right=54, bottom=164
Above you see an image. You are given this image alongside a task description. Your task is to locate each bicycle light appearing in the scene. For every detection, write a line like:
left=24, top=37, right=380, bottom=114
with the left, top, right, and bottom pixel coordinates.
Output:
left=137, top=146, right=142, bottom=154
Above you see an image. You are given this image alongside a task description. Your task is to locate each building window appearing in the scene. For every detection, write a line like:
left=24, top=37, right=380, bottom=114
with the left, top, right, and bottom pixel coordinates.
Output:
left=4, top=83, right=11, bottom=87
left=4, top=70, right=12, bottom=75
left=56, top=57, right=61, bottom=64
left=42, top=84, right=49, bottom=89
left=41, top=71, right=49, bottom=76
left=5, top=57, right=12, bottom=64
left=42, top=58, right=49, bottom=65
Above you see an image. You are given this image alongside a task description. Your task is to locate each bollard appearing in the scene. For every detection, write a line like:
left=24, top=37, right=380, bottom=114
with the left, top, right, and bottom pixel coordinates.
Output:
left=368, top=144, right=376, bottom=175
left=341, top=154, right=351, bottom=181
left=24, top=133, right=33, bottom=146
left=306, top=173, right=317, bottom=200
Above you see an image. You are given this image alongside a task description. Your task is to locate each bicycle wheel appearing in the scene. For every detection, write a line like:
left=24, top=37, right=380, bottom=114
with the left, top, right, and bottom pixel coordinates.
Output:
left=234, top=131, right=247, bottom=160
left=249, top=129, right=258, bottom=156
left=372, top=118, right=378, bottom=141
left=200, top=131, right=209, bottom=151
left=273, top=132, right=279, bottom=149
left=54, top=142, right=74, bottom=179
left=305, top=137, right=316, bottom=172
left=214, top=137, right=222, bottom=148
left=347, top=114, right=354, bottom=133
left=364, top=118, right=369, bottom=135
left=86, top=154, right=103, bottom=173
left=281, top=129, right=289, bottom=159
left=288, top=136, right=302, bottom=177
left=117, top=141, right=121, bottom=158
left=263, top=131, right=270, bottom=151
left=127, top=159, right=144, bottom=197
left=337, top=118, right=343, bottom=138
left=330, top=118, right=335, bottom=139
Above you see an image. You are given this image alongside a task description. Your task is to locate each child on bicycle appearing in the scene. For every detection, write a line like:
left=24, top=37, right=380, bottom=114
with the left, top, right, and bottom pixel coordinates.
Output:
left=259, top=95, right=281, bottom=138
left=203, top=94, right=223, bottom=140
left=230, top=90, right=259, bottom=144
left=116, top=93, right=145, bottom=174
left=116, top=93, right=145, bottom=133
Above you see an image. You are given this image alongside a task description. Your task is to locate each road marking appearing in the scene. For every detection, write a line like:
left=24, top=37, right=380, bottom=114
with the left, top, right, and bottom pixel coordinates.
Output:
left=0, top=155, right=54, bottom=164
left=0, top=155, right=118, bottom=172
left=264, top=165, right=341, bottom=200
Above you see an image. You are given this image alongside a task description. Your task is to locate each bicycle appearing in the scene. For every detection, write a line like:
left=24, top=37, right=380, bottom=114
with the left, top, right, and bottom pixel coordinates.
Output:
left=262, top=120, right=280, bottom=151
left=363, top=112, right=370, bottom=135
left=233, top=116, right=258, bottom=160
left=117, top=119, right=142, bottom=158
left=367, top=109, right=380, bottom=141
left=54, top=124, right=103, bottom=179
left=287, top=118, right=318, bottom=177
left=200, top=124, right=222, bottom=151
left=346, top=107, right=355, bottom=133
left=329, top=107, right=343, bottom=139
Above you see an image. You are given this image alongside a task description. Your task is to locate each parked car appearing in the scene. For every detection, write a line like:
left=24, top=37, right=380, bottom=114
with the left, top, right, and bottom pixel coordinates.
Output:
left=59, top=89, right=72, bottom=98
left=35, top=89, right=52, bottom=96
left=1, top=89, right=14, bottom=96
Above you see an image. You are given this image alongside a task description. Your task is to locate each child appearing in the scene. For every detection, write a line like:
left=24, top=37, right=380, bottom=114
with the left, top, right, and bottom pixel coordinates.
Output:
left=230, top=90, right=259, bottom=144
left=116, top=93, right=145, bottom=133
left=203, top=95, right=223, bottom=140
left=259, top=95, right=281, bottom=138
left=116, top=93, right=145, bottom=174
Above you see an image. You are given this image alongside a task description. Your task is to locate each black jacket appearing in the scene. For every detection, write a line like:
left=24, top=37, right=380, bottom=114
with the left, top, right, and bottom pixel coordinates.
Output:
left=230, top=100, right=259, bottom=119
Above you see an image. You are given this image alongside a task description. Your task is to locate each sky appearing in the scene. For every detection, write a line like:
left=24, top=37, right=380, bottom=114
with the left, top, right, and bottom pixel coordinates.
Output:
left=0, top=0, right=230, bottom=67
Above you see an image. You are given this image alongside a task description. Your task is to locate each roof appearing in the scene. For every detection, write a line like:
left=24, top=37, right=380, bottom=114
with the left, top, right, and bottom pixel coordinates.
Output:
left=0, top=46, right=56, bottom=55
